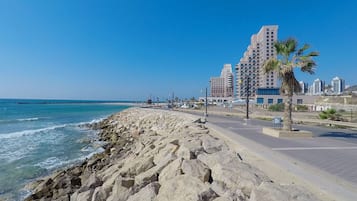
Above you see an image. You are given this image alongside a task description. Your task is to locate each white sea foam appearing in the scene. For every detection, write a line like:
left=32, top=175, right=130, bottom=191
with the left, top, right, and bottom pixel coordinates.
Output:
left=17, top=117, right=40, bottom=122
left=35, top=147, right=104, bottom=170
left=77, top=117, right=105, bottom=126
left=0, top=124, right=67, bottom=139
left=0, top=117, right=41, bottom=124
left=35, top=157, right=63, bottom=170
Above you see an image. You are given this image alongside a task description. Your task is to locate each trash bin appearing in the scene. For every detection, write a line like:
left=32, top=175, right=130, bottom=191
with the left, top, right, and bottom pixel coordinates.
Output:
left=273, top=117, right=282, bottom=128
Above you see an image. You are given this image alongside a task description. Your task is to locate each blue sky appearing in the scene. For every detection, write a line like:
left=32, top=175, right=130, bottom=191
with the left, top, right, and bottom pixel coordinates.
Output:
left=0, top=0, right=356, bottom=100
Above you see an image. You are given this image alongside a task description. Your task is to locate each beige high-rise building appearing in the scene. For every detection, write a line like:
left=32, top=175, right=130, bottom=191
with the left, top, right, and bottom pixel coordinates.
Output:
left=236, top=25, right=278, bottom=99
left=210, top=64, right=234, bottom=97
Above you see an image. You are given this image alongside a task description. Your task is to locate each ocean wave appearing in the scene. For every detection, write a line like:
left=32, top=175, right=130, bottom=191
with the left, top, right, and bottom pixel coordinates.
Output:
left=78, top=117, right=105, bottom=126
left=0, top=117, right=42, bottom=124
left=34, top=147, right=104, bottom=170
left=17, top=117, right=40, bottom=122
left=0, top=125, right=67, bottom=139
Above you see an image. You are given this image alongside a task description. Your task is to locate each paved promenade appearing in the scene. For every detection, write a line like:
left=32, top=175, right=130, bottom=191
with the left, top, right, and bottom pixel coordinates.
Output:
left=202, top=113, right=357, bottom=201
left=169, top=106, right=357, bottom=200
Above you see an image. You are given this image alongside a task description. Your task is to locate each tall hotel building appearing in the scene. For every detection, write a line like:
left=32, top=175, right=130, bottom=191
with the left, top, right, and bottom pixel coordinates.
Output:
left=235, top=25, right=278, bottom=99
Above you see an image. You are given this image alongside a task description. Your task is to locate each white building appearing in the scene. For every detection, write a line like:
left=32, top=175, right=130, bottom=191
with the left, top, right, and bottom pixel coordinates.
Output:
left=312, top=78, right=324, bottom=95
left=299, top=81, right=308, bottom=94
left=331, top=76, right=345, bottom=95
left=236, top=25, right=279, bottom=99
left=220, top=64, right=234, bottom=97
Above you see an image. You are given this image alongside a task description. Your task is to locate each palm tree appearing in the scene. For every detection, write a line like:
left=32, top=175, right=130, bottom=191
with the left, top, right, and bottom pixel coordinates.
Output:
left=263, top=38, right=319, bottom=131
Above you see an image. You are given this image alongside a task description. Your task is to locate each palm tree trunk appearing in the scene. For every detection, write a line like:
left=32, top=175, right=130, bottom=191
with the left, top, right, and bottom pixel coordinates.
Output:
left=283, top=95, right=293, bottom=131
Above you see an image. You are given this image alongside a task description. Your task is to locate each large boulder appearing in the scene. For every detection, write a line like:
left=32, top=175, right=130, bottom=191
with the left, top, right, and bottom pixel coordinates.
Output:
left=120, top=155, right=155, bottom=176
left=176, top=140, right=204, bottom=160
left=211, top=163, right=268, bottom=197
left=181, top=159, right=211, bottom=183
left=71, top=189, right=93, bottom=201
left=155, top=175, right=218, bottom=201
left=127, top=182, right=160, bottom=201
left=197, top=151, right=241, bottom=169
left=158, top=158, right=183, bottom=183
left=249, top=181, right=319, bottom=201
left=106, top=176, right=134, bottom=201
left=201, top=135, right=226, bottom=154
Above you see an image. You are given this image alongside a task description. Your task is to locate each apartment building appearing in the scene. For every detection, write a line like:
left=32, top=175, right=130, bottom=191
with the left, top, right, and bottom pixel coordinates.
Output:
left=312, top=78, right=325, bottom=95
left=331, top=76, right=345, bottom=95
left=236, top=25, right=279, bottom=99
left=299, top=81, right=309, bottom=94
left=210, top=64, right=234, bottom=97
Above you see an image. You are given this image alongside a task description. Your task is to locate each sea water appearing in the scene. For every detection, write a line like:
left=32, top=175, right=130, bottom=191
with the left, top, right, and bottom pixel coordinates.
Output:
left=0, top=99, right=130, bottom=200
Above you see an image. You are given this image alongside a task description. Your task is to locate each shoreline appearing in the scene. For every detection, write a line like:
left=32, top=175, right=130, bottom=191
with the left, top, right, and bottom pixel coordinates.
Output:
left=24, top=108, right=322, bottom=201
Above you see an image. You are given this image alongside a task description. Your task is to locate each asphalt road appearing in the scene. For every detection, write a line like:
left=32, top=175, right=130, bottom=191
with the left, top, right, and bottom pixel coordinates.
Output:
left=205, top=113, right=357, bottom=187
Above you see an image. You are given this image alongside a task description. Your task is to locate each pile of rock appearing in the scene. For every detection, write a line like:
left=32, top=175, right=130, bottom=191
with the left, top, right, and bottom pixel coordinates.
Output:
left=25, top=108, right=319, bottom=201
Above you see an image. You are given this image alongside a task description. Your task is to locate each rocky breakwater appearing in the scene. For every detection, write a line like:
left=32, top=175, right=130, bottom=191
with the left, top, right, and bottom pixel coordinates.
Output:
left=25, top=108, right=319, bottom=201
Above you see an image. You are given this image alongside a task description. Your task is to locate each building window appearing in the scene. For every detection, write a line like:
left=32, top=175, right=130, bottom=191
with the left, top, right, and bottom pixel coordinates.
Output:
left=257, top=98, right=264, bottom=104
left=297, top=99, right=303, bottom=104
left=268, top=99, right=274, bottom=104
left=277, top=99, right=283, bottom=103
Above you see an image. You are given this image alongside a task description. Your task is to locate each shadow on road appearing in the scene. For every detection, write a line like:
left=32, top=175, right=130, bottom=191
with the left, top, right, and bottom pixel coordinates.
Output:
left=319, top=132, right=357, bottom=139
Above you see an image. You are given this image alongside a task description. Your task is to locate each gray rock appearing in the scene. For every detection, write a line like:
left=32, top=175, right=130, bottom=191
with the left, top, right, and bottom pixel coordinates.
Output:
left=201, top=135, right=225, bottom=154
left=181, top=159, right=211, bottom=183
left=211, top=163, right=267, bottom=197
left=197, top=151, right=241, bottom=170
left=120, top=156, right=155, bottom=176
left=249, top=181, right=320, bottom=201
left=176, top=140, right=204, bottom=160
left=155, top=175, right=218, bottom=201
left=71, top=189, right=93, bottom=201
left=106, top=176, right=134, bottom=201
left=79, top=173, right=103, bottom=192
left=127, top=182, right=160, bottom=201
left=135, top=167, right=159, bottom=187
left=91, top=187, right=108, bottom=201
left=212, top=197, right=234, bottom=201
left=158, top=158, right=183, bottom=182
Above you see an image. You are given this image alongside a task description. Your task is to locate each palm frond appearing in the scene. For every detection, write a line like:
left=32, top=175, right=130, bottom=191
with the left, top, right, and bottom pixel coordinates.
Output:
left=285, top=38, right=297, bottom=54
left=263, top=58, right=280, bottom=73
left=300, top=60, right=316, bottom=74
left=297, top=44, right=310, bottom=56
left=307, top=51, right=319, bottom=57
left=262, top=58, right=280, bottom=73
left=274, top=42, right=286, bottom=55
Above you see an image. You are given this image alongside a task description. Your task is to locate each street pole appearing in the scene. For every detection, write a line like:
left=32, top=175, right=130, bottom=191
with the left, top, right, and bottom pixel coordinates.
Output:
left=246, top=76, right=249, bottom=119
left=205, top=87, right=208, bottom=117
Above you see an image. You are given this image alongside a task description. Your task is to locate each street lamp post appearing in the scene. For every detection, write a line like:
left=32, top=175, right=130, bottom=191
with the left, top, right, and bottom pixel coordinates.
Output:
left=246, top=76, right=250, bottom=119
left=205, top=87, right=208, bottom=117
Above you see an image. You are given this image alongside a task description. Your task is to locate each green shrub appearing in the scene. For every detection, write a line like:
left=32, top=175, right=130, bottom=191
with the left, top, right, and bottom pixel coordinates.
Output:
left=319, top=108, right=342, bottom=121
left=268, top=103, right=284, bottom=112
left=295, top=105, right=308, bottom=111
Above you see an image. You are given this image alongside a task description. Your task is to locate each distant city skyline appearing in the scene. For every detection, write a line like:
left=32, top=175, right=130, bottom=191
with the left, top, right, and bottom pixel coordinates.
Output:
left=1, top=0, right=357, bottom=100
